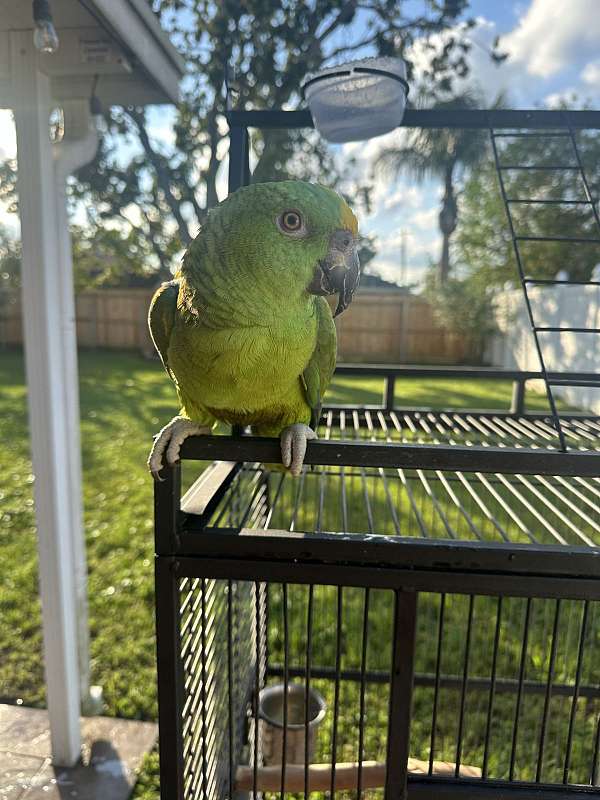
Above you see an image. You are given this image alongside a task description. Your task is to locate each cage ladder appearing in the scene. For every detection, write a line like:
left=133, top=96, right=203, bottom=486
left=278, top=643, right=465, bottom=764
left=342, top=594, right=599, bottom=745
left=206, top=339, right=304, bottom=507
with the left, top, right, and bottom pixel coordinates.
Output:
left=489, top=121, right=600, bottom=451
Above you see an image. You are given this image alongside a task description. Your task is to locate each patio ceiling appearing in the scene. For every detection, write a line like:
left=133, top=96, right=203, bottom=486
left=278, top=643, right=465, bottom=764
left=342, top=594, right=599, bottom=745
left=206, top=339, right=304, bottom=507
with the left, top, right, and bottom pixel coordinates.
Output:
left=0, top=0, right=185, bottom=107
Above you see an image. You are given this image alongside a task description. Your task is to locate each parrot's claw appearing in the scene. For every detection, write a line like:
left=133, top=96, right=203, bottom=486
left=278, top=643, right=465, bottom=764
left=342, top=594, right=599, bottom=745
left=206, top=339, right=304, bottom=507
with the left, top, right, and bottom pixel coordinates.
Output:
left=148, top=416, right=211, bottom=480
left=280, top=424, right=317, bottom=477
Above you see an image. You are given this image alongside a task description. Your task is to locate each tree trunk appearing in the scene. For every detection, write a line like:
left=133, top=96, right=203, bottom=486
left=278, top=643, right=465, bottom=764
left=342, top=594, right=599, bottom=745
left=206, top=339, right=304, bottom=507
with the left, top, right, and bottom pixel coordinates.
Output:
left=438, top=164, right=457, bottom=284
left=439, top=233, right=451, bottom=283
left=126, top=108, right=193, bottom=245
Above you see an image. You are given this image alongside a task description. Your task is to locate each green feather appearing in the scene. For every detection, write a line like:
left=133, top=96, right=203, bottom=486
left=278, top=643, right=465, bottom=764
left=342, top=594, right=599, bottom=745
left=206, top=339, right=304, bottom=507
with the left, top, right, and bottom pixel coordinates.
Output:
left=148, top=279, right=179, bottom=377
left=302, top=297, right=336, bottom=430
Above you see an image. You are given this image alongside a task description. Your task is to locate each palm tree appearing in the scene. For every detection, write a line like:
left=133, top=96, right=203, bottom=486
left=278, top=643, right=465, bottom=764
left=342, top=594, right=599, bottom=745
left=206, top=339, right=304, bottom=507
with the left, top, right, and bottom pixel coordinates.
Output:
left=376, top=89, right=501, bottom=283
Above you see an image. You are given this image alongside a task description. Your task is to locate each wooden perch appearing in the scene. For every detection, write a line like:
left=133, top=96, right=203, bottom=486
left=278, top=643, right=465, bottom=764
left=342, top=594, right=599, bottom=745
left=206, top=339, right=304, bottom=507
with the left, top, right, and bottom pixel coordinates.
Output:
left=235, top=758, right=482, bottom=792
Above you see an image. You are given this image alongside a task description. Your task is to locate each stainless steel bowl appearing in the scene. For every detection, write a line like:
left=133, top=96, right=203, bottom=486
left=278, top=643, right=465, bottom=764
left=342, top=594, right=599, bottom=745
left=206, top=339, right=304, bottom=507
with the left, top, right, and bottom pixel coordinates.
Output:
left=258, top=683, right=327, bottom=765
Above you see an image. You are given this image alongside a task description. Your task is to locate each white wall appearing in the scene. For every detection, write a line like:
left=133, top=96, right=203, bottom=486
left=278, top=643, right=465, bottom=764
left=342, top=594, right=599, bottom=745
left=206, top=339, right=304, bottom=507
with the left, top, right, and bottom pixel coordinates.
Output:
left=491, top=285, right=600, bottom=414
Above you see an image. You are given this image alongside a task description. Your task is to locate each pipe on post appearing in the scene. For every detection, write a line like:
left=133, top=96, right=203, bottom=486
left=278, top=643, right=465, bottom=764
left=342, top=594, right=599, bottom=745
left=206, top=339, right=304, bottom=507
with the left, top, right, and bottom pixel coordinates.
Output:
left=53, top=101, right=102, bottom=715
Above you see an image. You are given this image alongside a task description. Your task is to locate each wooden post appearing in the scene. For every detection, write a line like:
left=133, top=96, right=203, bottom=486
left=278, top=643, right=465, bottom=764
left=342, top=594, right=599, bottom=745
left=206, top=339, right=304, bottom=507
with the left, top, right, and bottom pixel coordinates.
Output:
left=399, top=296, right=409, bottom=362
left=11, top=31, right=81, bottom=765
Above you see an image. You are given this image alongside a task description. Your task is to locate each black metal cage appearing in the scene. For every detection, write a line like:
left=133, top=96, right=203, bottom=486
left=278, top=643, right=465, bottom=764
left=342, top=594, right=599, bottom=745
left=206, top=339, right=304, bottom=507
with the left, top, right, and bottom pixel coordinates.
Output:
left=155, top=109, right=600, bottom=799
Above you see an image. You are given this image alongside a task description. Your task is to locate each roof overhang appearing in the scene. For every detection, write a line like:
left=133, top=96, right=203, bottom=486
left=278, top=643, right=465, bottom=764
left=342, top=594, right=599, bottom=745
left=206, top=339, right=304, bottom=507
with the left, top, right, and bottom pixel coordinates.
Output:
left=0, top=0, right=185, bottom=108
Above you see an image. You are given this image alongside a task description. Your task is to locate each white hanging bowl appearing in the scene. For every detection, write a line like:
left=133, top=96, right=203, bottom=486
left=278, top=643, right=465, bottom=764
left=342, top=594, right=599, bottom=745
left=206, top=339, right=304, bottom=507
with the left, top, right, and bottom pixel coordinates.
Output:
left=302, top=57, right=408, bottom=143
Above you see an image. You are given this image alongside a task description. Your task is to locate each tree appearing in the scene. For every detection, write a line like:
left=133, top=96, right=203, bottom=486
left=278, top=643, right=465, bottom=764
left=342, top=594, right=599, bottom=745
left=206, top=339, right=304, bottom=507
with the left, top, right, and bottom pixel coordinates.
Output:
left=1, top=1, right=496, bottom=283
left=0, top=225, right=21, bottom=340
left=0, top=225, right=21, bottom=290
left=456, top=126, right=600, bottom=286
left=70, top=226, right=176, bottom=290
left=423, top=266, right=496, bottom=362
left=0, top=222, right=172, bottom=292
left=375, top=88, right=504, bottom=282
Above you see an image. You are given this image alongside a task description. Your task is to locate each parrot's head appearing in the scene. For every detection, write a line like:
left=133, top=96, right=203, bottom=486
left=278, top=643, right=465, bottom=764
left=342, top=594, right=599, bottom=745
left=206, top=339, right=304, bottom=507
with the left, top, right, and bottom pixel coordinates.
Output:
left=183, top=180, right=360, bottom=319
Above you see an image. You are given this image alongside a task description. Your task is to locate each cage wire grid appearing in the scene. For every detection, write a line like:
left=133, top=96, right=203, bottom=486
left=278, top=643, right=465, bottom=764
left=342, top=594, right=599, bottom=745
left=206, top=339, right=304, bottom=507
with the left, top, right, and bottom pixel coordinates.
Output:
left=200, top=407, right=600, bottom=547
left=173, top=576, right=600, bottom=799
left=155, top=108, right=600, bottom=800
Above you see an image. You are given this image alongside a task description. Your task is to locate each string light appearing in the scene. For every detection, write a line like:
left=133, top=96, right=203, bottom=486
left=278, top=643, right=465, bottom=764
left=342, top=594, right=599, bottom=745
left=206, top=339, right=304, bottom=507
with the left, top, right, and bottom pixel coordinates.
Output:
left=33, top=0, right=59, bottom=55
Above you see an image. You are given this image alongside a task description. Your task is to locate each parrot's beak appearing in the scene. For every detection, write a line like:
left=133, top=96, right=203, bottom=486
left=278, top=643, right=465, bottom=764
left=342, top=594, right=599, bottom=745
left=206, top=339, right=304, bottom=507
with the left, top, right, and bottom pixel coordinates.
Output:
left=308, top=229, right=361, bottom=317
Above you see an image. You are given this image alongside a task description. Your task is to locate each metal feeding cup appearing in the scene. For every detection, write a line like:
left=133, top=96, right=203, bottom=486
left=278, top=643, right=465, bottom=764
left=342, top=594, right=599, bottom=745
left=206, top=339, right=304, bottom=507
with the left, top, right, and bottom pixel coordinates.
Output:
left=258, top=683, right=327, bottom=765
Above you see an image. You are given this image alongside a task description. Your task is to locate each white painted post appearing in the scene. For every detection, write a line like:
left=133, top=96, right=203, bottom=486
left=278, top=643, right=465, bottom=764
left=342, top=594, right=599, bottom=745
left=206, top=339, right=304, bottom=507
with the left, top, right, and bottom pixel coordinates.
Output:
left=10, top=31, right=81, bottom=766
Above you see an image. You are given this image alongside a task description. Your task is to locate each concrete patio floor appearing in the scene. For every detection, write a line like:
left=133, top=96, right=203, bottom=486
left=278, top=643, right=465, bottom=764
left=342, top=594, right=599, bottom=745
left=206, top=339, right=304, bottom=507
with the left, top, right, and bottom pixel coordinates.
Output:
left=0, top=704, right=157, bottom=800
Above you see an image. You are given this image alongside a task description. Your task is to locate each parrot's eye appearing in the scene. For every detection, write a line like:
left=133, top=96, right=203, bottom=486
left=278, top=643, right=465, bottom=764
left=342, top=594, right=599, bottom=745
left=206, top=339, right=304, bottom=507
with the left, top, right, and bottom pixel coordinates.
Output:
left=277, top=210, right=305, bottom=236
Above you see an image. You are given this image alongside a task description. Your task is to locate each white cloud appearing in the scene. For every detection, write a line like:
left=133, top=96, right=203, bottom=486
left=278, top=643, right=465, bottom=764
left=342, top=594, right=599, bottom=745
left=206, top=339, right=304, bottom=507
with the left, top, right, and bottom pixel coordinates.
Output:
left=150, top=121, right=177, bottom=151
left=544, top=88, right=580, bottom=108
left=582, top=59, right=600, bottom=86
left=0, top=111, right=17, bottom=161
left=407, top=17, right=515, bottom=103
left=406, top=8, right=600, bottom=108
left=340, top=129, right=405, bottom=203
left=146, top=106, right=177, bottom=152
left=375, top=184, right=422, bottom=213
left=503, top=0, right=600, bottom=79
left=379, top=229, right=406, bottom=252
left=341, top=128, right=401, bottom=162
left=0, top=210, right=19, bottom=236
left=380, top=233, right=438, bottom=259
left=371, top=259, right=427, bottom=287
left=409, top=207, right=438, bottom=231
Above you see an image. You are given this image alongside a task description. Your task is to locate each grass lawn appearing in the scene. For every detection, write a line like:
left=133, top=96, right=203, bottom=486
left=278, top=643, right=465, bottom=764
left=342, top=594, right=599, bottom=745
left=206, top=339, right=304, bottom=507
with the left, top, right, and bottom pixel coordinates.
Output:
left=0, top=348, right=585, bottom=797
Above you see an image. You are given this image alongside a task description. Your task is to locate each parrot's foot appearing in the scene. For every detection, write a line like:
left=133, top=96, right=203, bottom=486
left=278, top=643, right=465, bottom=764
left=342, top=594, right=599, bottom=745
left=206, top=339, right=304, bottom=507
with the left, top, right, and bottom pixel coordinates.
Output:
left=148, top=416, right=211, bottom=480
left=280, top=424, right=317, bottom=477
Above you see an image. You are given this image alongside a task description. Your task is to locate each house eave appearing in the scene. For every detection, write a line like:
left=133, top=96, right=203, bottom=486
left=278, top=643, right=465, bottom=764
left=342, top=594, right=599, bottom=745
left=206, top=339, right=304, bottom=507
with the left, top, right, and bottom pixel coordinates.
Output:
left=79, top=0, right=185, bottom=104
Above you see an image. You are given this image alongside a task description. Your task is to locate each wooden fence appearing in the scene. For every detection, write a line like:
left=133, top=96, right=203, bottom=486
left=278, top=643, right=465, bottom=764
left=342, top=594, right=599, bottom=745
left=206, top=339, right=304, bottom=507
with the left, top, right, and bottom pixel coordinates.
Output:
left=0, top=287, right=470, bottom=364
left=334, top=289, right=469, bottom=363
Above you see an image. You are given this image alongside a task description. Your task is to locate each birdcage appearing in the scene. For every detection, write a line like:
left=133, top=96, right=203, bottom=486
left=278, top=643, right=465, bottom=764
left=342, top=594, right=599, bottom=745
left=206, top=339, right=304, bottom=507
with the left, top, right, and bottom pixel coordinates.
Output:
left=154, top=107, right=600, bottom=799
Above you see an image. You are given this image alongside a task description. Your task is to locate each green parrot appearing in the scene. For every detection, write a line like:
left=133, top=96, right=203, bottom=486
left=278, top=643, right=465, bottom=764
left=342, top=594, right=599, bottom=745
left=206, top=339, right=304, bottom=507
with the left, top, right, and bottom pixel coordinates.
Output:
left=147, top=179, right=360, bottom=478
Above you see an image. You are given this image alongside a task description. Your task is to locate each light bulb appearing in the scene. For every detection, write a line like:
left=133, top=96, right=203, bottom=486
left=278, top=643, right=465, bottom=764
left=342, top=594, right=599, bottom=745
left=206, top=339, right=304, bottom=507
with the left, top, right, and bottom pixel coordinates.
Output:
left=34, top=19, right=59, bottom=54
left=32, top=0, right=59, bottom=54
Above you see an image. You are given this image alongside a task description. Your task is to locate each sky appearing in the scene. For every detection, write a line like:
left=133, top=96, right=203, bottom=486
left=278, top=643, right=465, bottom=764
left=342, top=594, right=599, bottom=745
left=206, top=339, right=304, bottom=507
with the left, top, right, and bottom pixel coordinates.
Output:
left=347, top=0, right=600, bottom=286
left=1, top=0, right=600, bottom=286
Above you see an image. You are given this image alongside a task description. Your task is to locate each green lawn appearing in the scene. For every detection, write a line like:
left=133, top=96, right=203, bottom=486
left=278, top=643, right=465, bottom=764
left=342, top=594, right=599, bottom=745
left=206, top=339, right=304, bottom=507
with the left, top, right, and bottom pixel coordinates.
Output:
left=0, top=349, right=586, bottom=798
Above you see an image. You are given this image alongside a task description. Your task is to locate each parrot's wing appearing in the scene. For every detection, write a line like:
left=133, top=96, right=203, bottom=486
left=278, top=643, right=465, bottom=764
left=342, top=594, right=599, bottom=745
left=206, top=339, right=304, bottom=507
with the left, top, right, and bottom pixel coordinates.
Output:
left=302, top=297, right=337, bottom=431
left=148, top=279, right=180, bottom=377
